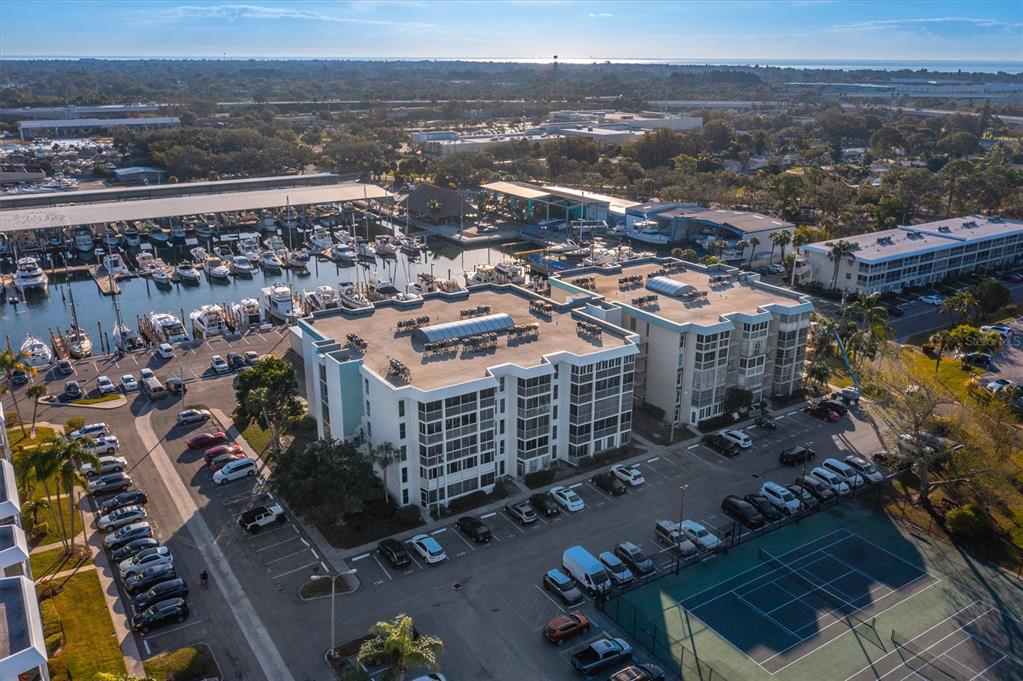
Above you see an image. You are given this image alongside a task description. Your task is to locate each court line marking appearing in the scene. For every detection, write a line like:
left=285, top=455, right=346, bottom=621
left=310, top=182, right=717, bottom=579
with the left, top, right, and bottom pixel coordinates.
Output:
left=871, top=606, right=994, bottom=681
left=967, top=653, right=1007, bottom=681
left=734, top=590, right=802, bottom=638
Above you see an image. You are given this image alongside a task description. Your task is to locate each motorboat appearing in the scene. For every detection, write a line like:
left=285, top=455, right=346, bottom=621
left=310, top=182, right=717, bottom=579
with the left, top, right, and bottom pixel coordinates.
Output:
left=113, top=323, right=143, bottom=352
left=195, top=214, right=217, bottom=239
left=19, top=334, right=53, bottom=367
left=547, top=239, right=582, bottom=255
left=400, top=236, right=423, bottom=253
left=148, top=225, right=171, bottom=243
left=307, top=226, right=334, bottom=254
left=101, top=227, right=121, bottom=249
left=258, top=211, right=278, bottom=233
left=237, top=237, right=261, bottom=259
left=582, top=249, right=616, bottom=268
left=175, top=261, right=201, bottom=284
left=303, top=284, right=341, bottom=311
left=170, top=224, right=187, bottom=240
left=371, top=274, right=400, bottom=298
left=13, top=256, right=48, bottom=294
left=495, top=259, right=527, bottom=285
left=355, top=239, right=376, bottom=258
left=73, top=228, right=95, bottom=256
left=152, top=268, right=171, bottom=286
left=122, top=223, right=141, bottom=247
left=391, top=291, right=423, bottom=306
left=280, top=207, right=299, bottom=232
left=232, top=298, right=263, bottom=327
left=229, top=255, right=256, bottom=276
left=189, top=246, right=208, bottom=263
left=264, top=235, right=286, bottom=252
left=625, top=220, right=672, bottom=245
left=101, top=253, right=130, bottom=277
left=147, top=312, right=189, bottom=343
left=262, top=285, right=298, bottom=322
left=465, top=264, right=499, bottom=286
left=374, top=237, right=398, bottom=257
left=136, top=252, right=157, bottom=273
left=189, top=304, right=230, bottom=337
left=285, top=248, right=311, bottom=269
left=409, top=272, right=464, bottom=295
left=64, top=327, right=93, bottom=359
left=206, top=256, right=231, bottom=281
left=340, top=286, right=372, bottom=311
left=329, top=243, right=356, bottom=262
left=259, top=250, right=283, bottom=270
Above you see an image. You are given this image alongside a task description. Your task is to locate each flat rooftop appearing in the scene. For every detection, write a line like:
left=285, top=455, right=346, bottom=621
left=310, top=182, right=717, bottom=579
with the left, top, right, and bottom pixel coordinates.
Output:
left=685, top=209, right=794, bottom=233
left=19, top=116, right=180, bottom=129
left=904, top=214, right=1023, bottom=241
left=309, top=289, right=631, bottom=391
left=581, top=261, right=806, bottom=325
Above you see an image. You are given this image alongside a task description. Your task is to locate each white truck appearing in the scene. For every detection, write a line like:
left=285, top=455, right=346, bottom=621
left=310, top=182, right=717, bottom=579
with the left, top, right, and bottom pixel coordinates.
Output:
left=562, top=545, right=612, bottom=595
left=238, top=502, right=286, bottom=533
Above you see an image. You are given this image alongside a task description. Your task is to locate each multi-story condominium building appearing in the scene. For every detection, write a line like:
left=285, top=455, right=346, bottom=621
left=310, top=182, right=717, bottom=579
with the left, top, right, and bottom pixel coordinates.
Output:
left=295, top=288, right=639, bottom=510
left=796, top=215, right=1023, bottom=294
left=549, top=259, right=813, bottom=426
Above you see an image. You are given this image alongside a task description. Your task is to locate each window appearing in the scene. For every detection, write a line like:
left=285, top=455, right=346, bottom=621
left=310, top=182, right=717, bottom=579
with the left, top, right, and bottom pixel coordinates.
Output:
left=398, top=401, right=405, bottom=418
left=401, top=467, right=408, bottom=484
left=399, top=423, right=406, bottom=439
left=400, top=445, right=407, bottom=462
left=402, top=489, right=409, bottom=505
left=365, top=400, right=371, bottom=416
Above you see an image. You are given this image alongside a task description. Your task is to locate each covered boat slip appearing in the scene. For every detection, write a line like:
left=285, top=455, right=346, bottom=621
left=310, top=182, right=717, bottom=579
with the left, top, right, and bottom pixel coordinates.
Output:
left=0, top=182, right=393, bottom=233
left=480, top=180, right=640, bottom=225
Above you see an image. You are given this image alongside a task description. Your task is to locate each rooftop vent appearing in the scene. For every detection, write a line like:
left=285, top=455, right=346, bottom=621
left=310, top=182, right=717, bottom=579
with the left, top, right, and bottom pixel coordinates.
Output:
left=938, top=225, right=951, bottom=233
left=962, top=220, right=978, bottom=229
left=647, top=276, right=698, bottom=298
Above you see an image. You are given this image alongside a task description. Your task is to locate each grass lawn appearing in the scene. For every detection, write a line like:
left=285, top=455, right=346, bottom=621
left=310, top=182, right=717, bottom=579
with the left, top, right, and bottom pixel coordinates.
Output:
left=38, top=570, right=125, bottom=681
left=72, top=393, right=121, bottom=405
left=319, top=514, right=423, bottom=549
left=8, top=426, right=85, bottom=548
left=30, top=545, right=90, bottom=579
left=233, top=414, right=317, bottom=466
left=901, top=347, right=984, bottom=405
left=144, top=643, right=221, bottom=681
left=238, top=419, right=273, bottom=458
left=8, top=425, right=57, bottom=450
left=299, top=575, right=354, bottom=599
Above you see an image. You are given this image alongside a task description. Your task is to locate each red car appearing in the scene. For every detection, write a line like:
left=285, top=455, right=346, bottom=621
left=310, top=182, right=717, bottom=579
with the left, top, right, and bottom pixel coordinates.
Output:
left=542, top=612, right=590, bottom=645
left=887, top=304, right=904, bottom=317
left=186, top=431, right=227, bottom=450
left=210, top=452, right=247, bottom=472
left=804, top=404, right=840, bottom=422
left=204, top=443, right=243, bottom=465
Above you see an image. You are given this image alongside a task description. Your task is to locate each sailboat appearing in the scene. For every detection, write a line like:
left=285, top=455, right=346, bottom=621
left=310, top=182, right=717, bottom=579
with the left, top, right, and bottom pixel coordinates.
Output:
left=64, top=284, right=93, bottom=359
left=20, top=334, right=53, bottom=367
left=110, top=272, right=143, bottom=352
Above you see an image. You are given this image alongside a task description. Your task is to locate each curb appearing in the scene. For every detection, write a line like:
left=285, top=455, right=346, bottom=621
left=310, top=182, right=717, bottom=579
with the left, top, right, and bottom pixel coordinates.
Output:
left=40, top=394, right=129, bottom=410
left=297, top=575, right=359, bottom=602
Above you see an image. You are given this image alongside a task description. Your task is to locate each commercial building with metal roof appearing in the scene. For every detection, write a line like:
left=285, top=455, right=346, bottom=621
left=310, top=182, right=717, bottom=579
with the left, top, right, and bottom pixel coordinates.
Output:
left=0, top=182, right=392, bottom=233
left=480, top=181, right=639, bottom=224
left=19, top=116, right=181, bottom=139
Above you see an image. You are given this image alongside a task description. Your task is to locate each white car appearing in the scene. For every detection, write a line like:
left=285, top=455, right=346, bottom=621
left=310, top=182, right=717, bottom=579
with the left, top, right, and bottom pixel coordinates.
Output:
left=810, top=466, right=851, bottom=496
left=760, top=481, right=801, bottom=515
left=549, top=486, right=585, bottom=512
left=68, top=423, right=109, bottom=440
left=610, top=464, right=645, bottom=486
left=844, top=455, right=884, bottom=483
left=986, top=378, right=1014, bottom=394
left=118, top=546, right=173, bottom=577
left=156, top=343, right=174, bottom=359
left=721, top=429, right=753, bottom=449
left=96, top=376, right=117, bottom=395
left=679, top=520, right=721, bottom=551
left=210, top=355, right=230, bottom=375
left=80, top=454, right=126, bottom=477
left=212, top=457, right=257, bottom=484
left=766, top=263, right=785, bottom=274
left=919, top=294, right=944, bottom=305
left=120, top=375, right=139, bottom=392
left=822, top=458, right=864, bottom=488
left=980, top=325, right=1010, bottom=340
left=176, top=408, right=211, bottom=425
left=97, top=504, right=146, bottom=532
left=140, top=368, right=156, bottom=381
left=409, top=534, right=447, bottom=564
left=82, top=435, right=120, bottom=456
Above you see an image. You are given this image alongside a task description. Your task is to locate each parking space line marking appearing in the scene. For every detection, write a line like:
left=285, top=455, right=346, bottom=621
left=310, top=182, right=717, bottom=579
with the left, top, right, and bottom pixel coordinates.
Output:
left=142, top=619, right=204, bottom=640
left=481, top=512, right=496, bottom=519
left=643, top=463, right=671, bottom=480
left=370, top=554, right=393, bottom=581
left=658, top=456, right=684, bottom=470
left=144, top=640, right=151, bottom=655
left=319, top=561, right=328, bottom=573
left=310, top=550, right=319, bottom=559
left=686, top=444, right=699, bottom=450
left=430, top=528, right=447, bottom=535
left=499, top=512, right=526, bottom=534
left=264, top=548, right=313, bottom=565
left=533, top=584, right=568, bottom=614
left=585, top=481, right=612, bottom=502
left=299, top=538, right=309, bottom=547
left=647, top=457, right=660, bottom=463
left=244, top=523, right=295, bottom=540
left=569, top=482, right=583, bottom=489
left=452, top=529, right=477, bottom=552
left=255, top=536, right=301, bottom=553
left=406, top=551, right=423, bottom=570
left=272, top=560, right=320, bottom=579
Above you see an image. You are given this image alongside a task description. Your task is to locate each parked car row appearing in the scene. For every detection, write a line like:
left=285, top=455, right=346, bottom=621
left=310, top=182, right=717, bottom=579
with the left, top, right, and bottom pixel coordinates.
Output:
left=187, top=428, right=259, bottom=484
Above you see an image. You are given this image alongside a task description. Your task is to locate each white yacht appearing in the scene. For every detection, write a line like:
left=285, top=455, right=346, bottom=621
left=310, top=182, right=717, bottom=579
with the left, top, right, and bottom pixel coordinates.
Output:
left=113, top=323, right=143, bottom=351
left=136, top=252, right=158, bottom=274
left=147, top=312, right=189, bottom=343
left=73, top=228, right=95, bottom=257
left=101, top=227, right=121, bottom=249
left=232, top=298, right=263, bottom=327
left=285, top=249, right=311, bottom=269
left=495, top=259, right=527, bottom=285
left=547, top=239, right=582, bottom=255
left=625, top=220, right=672, bottom=245
left=13, top=256, right=48, bottom=294
left=582, top=249, right=616, bottom=268
left=374, top=237, right=398, bottom=257
left=152, top=267, right=171, bottom=286
left=280, top=208, right=299, bottom=232
left=392, top=290, right=423, bottom=306
left=465, top=264, right=499, bottom=286
left=189, top=246, right=208, bottom=264
left=307, top=226, right=334, bottom=254
left=122, top=223, right=141, bottom=247
left=229, top=255, right=256, bottom=276
left=264, top=235, right=285, bottom=252
left=64, top=327, right=92, bottom=359
left=410, top=272, right=465, bottom=295
left=206, top=256, right=231, bottom=281
left=189, top=304, right=230, bottom=337
left=237, top=237, right=261, bottom=259
left=355, top=239, right=376, bottom=258
left=19, top=335, right=53, bottom=367
left=400, top=236, right=423, bottom=253
left=258, top=211, right=278, bottom=233
left=303, top=285, right=341, bottom=311
left=340, top=286, right=373, bottom=311
left=101, top=253, right=130, bottom=277
left=329, top=242, right=356, bottom=262
left=262, top=285, right=297, bottom=322
left=175, top=261, right=201, bottom=284
left=259, top=250, right=283, bottom=271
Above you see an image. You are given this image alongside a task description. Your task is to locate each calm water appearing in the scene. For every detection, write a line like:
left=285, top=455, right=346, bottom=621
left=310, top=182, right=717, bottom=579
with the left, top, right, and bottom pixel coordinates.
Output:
left=0, top=235, right=522, bottom=349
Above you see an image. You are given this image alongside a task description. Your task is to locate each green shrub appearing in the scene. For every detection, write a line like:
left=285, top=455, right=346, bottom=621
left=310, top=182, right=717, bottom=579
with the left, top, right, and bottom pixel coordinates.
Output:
left=946, top=503, right=998, bottom=544
left=29, top=521, right=49, bottom=542
left=524, top=469, right=556, bottom=489
left=921, top=343, right=935, bottom=356
left=445, top=490, right=487, bottom=514
left=342, top=665, right=372, bottom=681
left=64, top=416, right=85, bottom=433
left=395, top=506, right=423, bottom=525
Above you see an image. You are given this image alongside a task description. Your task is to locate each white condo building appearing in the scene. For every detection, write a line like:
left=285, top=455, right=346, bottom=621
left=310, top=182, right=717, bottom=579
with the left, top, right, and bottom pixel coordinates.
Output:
left=294, top=257, right=812, bottom=510
left=796, top=215, right=1023, bottom=294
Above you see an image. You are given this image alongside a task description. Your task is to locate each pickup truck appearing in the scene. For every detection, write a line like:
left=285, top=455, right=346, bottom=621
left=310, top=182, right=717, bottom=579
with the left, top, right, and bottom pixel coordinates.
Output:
left=571, top=637, right=632, bottom=675
left=238, top=503, right=286, bottom=533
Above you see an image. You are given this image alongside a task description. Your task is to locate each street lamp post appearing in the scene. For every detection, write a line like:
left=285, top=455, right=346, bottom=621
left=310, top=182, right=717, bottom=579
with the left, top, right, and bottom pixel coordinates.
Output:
left=311, top=568, right=357, bottom=658
left=678, top=483, right=689, bottom=526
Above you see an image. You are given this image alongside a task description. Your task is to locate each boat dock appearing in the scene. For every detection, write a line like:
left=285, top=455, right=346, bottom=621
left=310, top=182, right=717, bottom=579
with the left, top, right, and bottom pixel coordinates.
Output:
left=89, top=265, right=123, bottom=295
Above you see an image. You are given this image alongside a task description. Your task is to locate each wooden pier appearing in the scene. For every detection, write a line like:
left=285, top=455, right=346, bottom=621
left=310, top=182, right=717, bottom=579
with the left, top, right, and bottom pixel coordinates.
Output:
left=89, top=265, right=123, bottom=295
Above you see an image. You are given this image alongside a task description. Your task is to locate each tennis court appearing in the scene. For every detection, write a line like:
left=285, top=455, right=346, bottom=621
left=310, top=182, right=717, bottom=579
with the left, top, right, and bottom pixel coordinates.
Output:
left=672, top=528, right=938, bottom=673
left=846, top=601, right=1023, bottom=681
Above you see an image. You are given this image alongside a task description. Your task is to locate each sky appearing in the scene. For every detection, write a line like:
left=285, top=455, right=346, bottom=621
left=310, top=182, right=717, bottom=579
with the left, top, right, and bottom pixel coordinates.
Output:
left=1, top=0, right=1021, bottom=62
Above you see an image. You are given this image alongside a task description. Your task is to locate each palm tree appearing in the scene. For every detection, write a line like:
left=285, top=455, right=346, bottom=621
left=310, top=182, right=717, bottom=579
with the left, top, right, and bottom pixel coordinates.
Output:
left=369, top=442, right=400, bottom=502
left=424, top=199, right=443, bottom=225
left=812, top=316, right=838, bottom=356
left=805, top=360, right=831, bottom=391
left=671, top=247, right=696, bottom=261
left=849, top=292, right=890, bottom=343
left=21, top=497, right=49, bottom=530
left=746, top=236, right=761, bottom=268
left=26, top=383, right=47, bottom=434
left=0, top=347, right=34, bottom=436
left=940, top=291, right=979, bottom=325
left=20, top=442, right=66, bottom=550
left=358, top=614, right=444, bottom=681
left=708, top=240, right=728, bottom=258
left=929, top=330, right=949, bottom=374
left=50, top=437, right=97, bottom=552
left=770, top=230, right=792, bottom=264
left=826, top=240, right=856, bottom=290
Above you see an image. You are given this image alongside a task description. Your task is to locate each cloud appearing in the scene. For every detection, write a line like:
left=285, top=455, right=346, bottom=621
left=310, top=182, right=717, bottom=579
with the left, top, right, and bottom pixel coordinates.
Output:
left=158, top=4, right=434, bottom=30
left=588, top=12, right=612, bottom=18
left=835, top=17, right=1023, bottom=31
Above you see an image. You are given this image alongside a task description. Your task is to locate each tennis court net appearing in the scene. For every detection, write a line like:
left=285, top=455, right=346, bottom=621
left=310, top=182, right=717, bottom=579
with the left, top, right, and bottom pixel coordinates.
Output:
left=758, top=547, right=876, bottom=631
left=891, top=629, right=965, bottom=680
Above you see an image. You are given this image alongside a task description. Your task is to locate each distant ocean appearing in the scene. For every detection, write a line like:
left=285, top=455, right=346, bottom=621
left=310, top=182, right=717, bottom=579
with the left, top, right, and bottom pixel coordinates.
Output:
left=2, top=56, right=1022, bottom=74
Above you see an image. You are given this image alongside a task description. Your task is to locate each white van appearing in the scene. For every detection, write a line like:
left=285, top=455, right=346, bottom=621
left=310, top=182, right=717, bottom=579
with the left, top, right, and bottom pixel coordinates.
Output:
left=810, top=466, right=851, bottom=496
left=822, top=458, right=864, bottom=488
left=157, top=343, right=174, bottom=359
left=562, top=545, right=611, bottom=595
